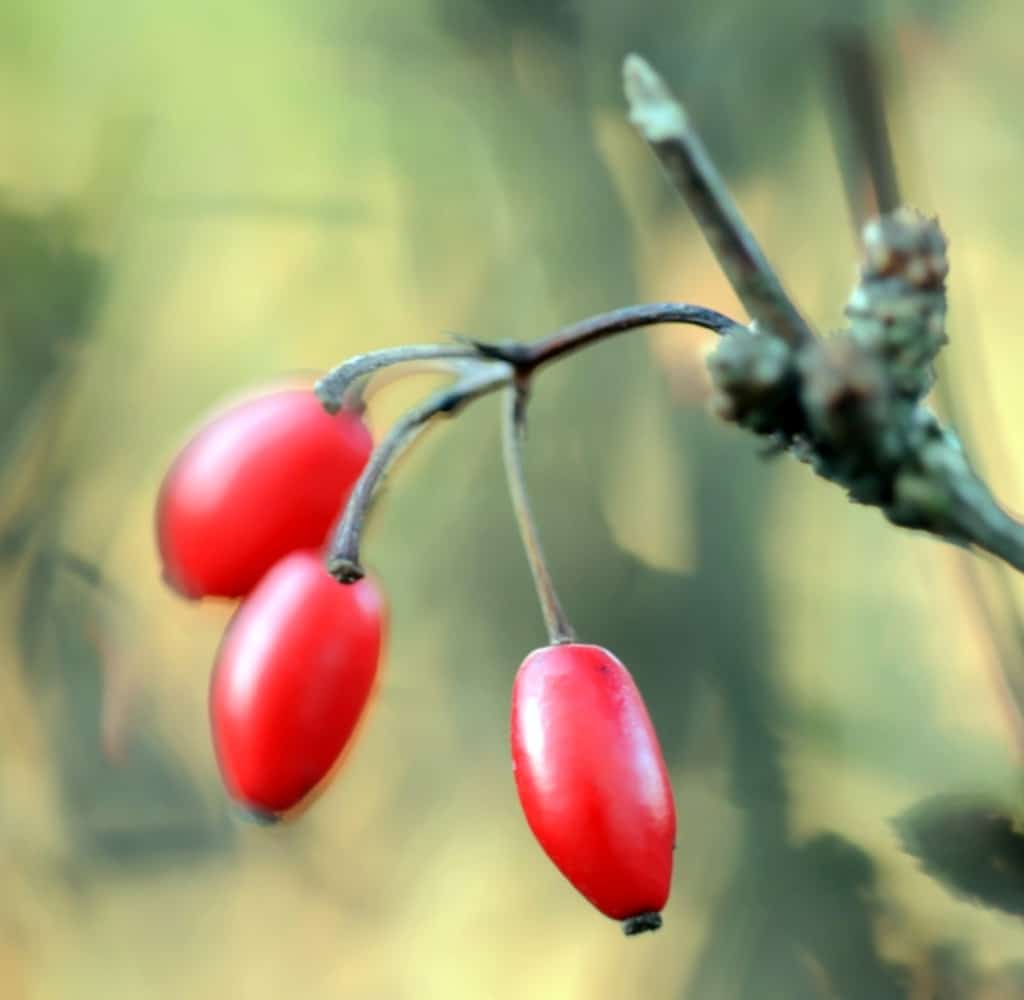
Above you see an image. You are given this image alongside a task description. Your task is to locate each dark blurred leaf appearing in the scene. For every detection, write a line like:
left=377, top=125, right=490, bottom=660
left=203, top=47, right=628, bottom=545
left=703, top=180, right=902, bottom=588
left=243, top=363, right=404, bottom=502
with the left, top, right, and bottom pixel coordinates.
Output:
left=0, top=201, right=101, bottom=453
left=16, top=546, right=60, bottom=690
left=894, top=793, right=1024, bottom=917
left=688, top=829, right=911, bottom=998
left=17, top=545, right=233, bottom=866
left=0, top=189, right=230, bottom=865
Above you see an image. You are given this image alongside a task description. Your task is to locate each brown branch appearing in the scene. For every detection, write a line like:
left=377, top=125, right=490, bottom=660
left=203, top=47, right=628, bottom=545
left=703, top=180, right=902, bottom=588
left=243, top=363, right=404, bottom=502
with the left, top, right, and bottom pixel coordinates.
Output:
left=622, top=54, right=816, bottom=349
left=316, top=54, right=1024, bottom=586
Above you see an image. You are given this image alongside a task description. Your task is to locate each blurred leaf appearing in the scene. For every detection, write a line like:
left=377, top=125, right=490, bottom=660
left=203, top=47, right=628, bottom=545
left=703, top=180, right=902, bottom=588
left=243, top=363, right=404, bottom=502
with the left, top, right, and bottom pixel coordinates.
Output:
left=17, top=545, right=232, bottom=865
left=0, top=515, right=33, bottom=568
left=0, top=200, right=102, bottom=484
left=16, top=545, right=60, bottom=690
left=689, top=829, right=911, bottom=998
left=894, top=793, right=1024, bottom=917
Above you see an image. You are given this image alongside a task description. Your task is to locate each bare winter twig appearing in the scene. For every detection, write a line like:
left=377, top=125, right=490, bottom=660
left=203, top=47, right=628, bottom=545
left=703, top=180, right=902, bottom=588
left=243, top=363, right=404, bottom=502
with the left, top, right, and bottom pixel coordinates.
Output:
left=319, top=53, right=1024, bottom=586
left=622, top=54, right=1024, bottom=576
left=622, top=54, right=816, bottom=349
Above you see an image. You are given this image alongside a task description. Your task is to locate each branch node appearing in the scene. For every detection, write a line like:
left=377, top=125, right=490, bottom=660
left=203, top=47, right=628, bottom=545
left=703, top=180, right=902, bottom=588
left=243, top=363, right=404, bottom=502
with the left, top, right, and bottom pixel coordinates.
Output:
left=622, top=911, right=663, bottom=936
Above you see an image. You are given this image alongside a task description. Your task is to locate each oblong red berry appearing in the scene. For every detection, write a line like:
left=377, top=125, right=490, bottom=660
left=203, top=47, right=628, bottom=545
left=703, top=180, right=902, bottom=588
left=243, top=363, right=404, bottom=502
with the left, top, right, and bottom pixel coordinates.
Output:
left=510, top=643, right=676, bottom=930
left=210, top=551, right=385, bottom=817
left=156, top=388, right=372, bottom=599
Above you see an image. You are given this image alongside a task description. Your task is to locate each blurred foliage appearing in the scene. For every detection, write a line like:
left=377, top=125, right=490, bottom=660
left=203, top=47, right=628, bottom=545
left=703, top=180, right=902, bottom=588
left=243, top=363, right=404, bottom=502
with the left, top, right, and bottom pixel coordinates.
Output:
left=0, top=201, right=230, bottom=878
left=20, top=548, right=231, bottom=866
left=895, top=794, right=1024, bottom=918
left=0, top=203, right=96, bottom=426
left=2, top=1, right=1024, bottom=998
left=0, top=202, right=97, bottom=545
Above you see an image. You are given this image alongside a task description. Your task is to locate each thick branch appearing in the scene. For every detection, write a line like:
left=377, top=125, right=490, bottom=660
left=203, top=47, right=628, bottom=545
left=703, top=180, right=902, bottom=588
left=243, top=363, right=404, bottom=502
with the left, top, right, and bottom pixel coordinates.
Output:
left=707, top=210, right=1024, bottom=577
left=621, top=54, right=1024, bottom=576
left=935, top=455, right=1024, bottom=574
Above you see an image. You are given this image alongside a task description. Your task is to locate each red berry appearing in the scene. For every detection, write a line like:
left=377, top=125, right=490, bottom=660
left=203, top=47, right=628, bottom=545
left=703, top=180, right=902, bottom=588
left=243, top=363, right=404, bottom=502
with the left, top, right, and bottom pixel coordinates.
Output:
left=210, top=551, right=385, bottom=817
left=510, top=643, right=676, bottom=932
left=156, top=389, right=372, bottom=599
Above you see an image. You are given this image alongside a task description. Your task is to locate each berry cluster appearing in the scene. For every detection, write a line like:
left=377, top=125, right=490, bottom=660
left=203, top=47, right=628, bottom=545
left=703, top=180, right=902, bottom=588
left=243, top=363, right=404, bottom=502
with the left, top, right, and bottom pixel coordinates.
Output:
left=146, top=49, right=1024, bottom=948
left=156, top=389, right=383, bottom=818
left=156, top=380, right=676, bottom=934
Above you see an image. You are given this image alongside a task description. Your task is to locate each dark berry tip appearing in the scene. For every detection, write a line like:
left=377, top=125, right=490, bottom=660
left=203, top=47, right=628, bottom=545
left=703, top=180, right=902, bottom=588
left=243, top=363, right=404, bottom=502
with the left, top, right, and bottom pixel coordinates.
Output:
left=231, top=803, right=282, bottom=827
left=622, top=912, right=662, bottom=936
left=314, top=381, right=341, bottom=414
left=327, top=557, right=365, bottom=584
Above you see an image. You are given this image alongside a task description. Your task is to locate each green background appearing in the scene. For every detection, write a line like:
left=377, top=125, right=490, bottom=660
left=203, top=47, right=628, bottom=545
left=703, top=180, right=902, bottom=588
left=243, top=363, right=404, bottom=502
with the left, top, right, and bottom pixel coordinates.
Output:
left=3, top=1, right=1024, bottom=997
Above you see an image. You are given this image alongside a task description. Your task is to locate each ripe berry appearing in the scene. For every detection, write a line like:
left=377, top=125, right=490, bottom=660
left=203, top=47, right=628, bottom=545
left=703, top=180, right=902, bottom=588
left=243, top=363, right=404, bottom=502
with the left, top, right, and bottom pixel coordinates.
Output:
left=210, top=550, right=385, bottom=817
left=156, top=388, right=372, bottom=599
left=510, top=643, right=676, bottom=933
